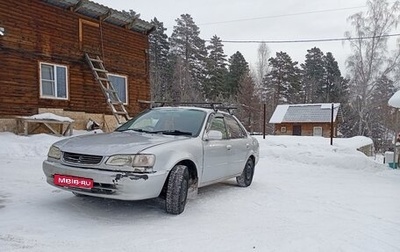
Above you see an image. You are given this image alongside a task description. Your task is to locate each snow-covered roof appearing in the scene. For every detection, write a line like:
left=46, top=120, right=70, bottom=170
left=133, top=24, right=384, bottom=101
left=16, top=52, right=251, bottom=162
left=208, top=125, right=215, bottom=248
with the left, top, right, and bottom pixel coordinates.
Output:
left=269, top=103, right=340, bottom=124
left=41, top=0, right=154, bottom=34
left=388, top=90, right=400, bottom=108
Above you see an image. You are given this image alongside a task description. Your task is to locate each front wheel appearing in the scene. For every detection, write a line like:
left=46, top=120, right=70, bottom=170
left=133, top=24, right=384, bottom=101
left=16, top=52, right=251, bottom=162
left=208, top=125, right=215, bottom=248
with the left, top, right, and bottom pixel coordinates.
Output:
left=165, top=165, right=189, bottom=214
left=236, top=158, right=255, bottom=187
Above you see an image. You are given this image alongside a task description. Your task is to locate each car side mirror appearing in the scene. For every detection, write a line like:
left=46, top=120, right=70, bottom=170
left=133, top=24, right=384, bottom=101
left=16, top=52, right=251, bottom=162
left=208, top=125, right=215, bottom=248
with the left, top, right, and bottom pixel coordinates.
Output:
left=205, top=130, right=223, bottom=140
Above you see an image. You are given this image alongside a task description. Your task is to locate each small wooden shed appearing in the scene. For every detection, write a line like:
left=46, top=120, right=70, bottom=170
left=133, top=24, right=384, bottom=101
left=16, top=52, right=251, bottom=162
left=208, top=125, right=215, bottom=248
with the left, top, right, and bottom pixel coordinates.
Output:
left=269, top=103, right=341, bottom=137
left=0, top=0, right=154, bottom=132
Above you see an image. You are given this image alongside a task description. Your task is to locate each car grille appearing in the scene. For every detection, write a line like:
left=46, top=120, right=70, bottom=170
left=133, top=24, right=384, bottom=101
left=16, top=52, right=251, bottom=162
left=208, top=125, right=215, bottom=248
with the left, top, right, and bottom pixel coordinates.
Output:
left=70, top=183, right=117, bottom=195
left=92, top=183, right=116, bottom=194
left=63, top=152, right=103, bottom=165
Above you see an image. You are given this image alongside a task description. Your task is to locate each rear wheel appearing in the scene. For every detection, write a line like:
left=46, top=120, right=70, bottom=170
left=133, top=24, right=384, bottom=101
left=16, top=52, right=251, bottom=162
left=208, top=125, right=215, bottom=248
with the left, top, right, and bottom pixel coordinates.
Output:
left=236, top=158, right=255, bottom=187
left=165, top=165, right=189, bottom=215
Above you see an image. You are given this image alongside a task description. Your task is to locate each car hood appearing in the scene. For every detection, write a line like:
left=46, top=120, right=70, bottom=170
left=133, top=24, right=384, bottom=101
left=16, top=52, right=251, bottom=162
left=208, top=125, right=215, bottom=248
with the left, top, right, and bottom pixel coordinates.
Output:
left=54, top=132, right=185, bottom=156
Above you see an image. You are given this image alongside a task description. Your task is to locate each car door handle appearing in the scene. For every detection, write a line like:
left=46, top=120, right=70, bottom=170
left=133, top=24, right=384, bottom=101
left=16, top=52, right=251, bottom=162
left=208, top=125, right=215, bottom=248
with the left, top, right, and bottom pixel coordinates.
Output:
left=246, top=143, right=250, bottom=149
left=226, top=145, right=232, bottom=150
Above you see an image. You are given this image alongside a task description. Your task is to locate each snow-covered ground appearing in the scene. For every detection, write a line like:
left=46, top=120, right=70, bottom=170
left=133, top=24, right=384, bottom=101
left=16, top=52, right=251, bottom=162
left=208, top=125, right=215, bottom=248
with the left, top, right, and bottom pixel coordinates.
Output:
left=1, top=132, right=399, bottom=252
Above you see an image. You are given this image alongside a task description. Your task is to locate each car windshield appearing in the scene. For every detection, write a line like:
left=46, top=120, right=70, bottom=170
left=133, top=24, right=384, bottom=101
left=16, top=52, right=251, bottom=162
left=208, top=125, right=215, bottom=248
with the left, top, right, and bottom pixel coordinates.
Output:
left=115, top=108, right=207, bottom=137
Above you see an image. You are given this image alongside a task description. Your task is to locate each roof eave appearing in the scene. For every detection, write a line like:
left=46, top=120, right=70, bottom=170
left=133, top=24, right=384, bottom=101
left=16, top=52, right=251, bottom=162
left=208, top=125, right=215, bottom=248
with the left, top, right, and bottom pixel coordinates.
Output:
left=41, top=0, right=155, bottom=35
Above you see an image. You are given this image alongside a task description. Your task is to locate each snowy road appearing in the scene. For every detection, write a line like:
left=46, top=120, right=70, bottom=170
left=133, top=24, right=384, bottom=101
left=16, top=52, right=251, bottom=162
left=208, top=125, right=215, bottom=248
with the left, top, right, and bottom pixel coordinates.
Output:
left=0, top=133, right=399, bottom=251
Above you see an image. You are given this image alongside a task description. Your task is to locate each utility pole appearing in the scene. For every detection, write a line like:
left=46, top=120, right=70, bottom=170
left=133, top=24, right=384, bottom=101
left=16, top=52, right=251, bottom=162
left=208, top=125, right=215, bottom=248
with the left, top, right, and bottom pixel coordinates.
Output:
left=330, top=103, right=334, bottom=145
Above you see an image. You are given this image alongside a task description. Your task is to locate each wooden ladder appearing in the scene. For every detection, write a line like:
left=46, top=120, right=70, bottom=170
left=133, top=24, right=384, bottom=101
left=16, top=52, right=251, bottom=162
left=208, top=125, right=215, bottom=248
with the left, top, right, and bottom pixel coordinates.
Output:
left=85, top=53, right=130, bottom=125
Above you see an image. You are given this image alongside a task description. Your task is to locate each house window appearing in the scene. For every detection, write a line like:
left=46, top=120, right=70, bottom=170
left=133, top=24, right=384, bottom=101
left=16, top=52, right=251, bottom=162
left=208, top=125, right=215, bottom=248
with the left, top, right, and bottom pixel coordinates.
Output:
left=40, top=63, right=68, bottom=99
left=108, top=74, right=128, bottom=104
left=313, top=126, right=323, bottom=136
left=281, top=126, right=287, bottom=133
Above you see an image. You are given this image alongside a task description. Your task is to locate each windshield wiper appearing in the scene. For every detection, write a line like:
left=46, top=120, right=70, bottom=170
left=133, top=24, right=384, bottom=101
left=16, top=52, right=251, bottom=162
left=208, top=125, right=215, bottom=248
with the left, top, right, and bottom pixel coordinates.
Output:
left=153, top=130, right=193, bottom=136
left=117, top=128, right=153, bottom=133
left=118, top=128, right=193, bottom=136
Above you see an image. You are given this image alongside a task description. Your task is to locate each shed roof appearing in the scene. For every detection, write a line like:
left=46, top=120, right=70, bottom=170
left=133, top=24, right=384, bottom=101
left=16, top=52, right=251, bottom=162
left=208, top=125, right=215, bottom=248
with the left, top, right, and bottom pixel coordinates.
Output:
left=41, top=0, right=154, bottom=34
left=269, top=103, right=341, bottom=124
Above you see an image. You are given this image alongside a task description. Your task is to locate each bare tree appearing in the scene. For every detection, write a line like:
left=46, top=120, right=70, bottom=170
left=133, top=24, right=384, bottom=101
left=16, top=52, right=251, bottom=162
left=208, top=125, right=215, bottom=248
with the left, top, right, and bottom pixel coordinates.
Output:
left=345, top=0, right=400, bottom=137
left=237, top=74, right=261, bottom=133
left=256, top=42, right=270, bottom=90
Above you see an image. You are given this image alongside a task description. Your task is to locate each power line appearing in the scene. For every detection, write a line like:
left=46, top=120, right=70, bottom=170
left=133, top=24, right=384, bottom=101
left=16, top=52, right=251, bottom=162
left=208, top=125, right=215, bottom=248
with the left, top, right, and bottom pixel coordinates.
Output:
left=211, top=33, right=400, bottom=44
left=197, top=5, right=367, bottom=26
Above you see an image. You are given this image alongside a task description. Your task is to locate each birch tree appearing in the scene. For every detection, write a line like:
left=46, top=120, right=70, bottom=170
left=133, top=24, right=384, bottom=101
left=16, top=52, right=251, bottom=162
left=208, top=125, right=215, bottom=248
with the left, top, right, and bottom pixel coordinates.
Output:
left=345, top=0, right=400, bottom=137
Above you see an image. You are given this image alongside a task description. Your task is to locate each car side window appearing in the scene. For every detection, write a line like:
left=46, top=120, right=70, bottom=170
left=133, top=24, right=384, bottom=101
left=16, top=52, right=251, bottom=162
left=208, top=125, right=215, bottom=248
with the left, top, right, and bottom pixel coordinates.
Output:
left=208, top=116, right=228, bottom=139
left=225, top=115, right=246, bottom=139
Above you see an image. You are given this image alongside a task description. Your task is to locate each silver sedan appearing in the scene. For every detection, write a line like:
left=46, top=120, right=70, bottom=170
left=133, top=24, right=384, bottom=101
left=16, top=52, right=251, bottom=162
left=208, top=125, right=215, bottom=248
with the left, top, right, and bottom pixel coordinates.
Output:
left=43, top=106, right=259, bottom=214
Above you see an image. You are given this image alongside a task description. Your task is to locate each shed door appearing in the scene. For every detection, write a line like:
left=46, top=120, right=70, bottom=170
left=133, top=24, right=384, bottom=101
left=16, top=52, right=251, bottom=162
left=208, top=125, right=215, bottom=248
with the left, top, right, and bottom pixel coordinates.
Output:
left=293, top=125, right=301, bottom=136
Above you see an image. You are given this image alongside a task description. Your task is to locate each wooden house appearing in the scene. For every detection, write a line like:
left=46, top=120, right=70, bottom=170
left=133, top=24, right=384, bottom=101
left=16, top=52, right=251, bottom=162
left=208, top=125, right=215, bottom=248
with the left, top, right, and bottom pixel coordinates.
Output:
left=269, top=103, right=341, bottom=137
left=0, top=0, right=154, bottom=133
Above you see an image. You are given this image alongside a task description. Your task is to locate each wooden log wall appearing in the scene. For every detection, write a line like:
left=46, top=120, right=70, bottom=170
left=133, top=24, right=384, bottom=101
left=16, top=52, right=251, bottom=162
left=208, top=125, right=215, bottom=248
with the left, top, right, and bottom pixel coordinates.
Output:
left=0, top=0, right=151, bottom=117
left=274, top=122, right=338, bottom=137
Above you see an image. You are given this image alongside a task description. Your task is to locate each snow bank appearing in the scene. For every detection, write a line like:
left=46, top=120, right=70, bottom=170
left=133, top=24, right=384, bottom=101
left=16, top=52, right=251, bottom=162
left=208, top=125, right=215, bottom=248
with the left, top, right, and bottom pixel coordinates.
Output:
left=0, top=132, right=58, bottom=158
left=261, top=135, right=381, bottom=172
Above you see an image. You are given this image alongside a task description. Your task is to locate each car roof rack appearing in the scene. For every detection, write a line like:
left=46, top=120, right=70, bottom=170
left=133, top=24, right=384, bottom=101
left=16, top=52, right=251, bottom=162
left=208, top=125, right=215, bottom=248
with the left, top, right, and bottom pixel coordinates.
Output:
left=138, top=100, right=237, bottom=114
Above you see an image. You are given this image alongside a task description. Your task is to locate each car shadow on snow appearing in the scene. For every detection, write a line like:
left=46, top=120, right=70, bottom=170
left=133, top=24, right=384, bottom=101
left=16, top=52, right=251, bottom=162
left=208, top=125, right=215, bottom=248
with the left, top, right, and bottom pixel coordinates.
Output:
left=45, top=193, right=167, bottom=219
left=42, top=180, right=245, bottom=219
left=197, top=179, right=241, bottom=196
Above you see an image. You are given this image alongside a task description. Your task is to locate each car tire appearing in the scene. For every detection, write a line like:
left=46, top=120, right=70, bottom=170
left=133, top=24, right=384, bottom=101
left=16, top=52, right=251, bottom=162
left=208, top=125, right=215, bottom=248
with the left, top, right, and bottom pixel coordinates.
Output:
left=165, top=165, right=189, bottom=215
left=236, top=158, right=255, bottom=187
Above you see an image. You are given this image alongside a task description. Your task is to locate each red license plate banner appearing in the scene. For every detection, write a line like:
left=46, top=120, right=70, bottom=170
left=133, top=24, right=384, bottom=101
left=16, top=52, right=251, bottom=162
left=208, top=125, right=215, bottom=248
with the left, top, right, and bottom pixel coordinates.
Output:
left=54, top=174, right=94, bottom=189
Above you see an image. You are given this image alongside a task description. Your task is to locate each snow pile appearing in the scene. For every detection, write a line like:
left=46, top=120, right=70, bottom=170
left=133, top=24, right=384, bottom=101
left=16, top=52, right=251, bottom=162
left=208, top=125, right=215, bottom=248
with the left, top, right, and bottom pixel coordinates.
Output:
left=0, top=132, right=58, bottom=158
left=23, top=112, right=74, bottom=122
left=263, top=135, right=379, bottom=171
left=388, top=90, right=400, bottom=108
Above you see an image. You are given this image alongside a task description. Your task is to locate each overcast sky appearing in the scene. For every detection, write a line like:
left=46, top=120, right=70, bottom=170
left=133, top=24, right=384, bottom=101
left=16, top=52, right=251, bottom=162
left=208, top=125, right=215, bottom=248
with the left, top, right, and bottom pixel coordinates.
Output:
left=95, top=0, right=397, bottom=75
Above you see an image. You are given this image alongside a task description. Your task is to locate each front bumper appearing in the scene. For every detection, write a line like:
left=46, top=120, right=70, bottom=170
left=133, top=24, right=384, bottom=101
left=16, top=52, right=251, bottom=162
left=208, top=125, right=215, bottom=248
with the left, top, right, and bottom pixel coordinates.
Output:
left=42, top=160, right=169, bottom=200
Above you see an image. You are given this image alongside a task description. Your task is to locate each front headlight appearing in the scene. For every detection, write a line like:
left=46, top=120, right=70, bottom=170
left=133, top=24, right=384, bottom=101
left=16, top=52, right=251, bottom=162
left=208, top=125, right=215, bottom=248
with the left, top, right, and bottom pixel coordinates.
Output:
left=48, top=146, right=61, bottom=159
left=106, top=155, right=134, bottom=166
left=106, top=154, right=155, bottom=172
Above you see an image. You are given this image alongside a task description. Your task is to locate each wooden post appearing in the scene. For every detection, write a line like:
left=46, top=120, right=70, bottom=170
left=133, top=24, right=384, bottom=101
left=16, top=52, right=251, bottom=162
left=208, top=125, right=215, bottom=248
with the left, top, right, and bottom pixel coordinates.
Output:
left=263, top=103, right=266, bottom=139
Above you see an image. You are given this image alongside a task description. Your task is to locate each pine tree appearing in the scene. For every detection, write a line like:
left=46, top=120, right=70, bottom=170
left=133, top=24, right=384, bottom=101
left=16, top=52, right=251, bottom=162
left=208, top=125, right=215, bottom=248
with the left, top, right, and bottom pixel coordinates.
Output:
left=370, top=76, right=396, bottom=150
left=301, top=47, right=325, bottom=103
left=148, top=18, right=171, bottom=101
left=323, top=52, right=348, bottom=103
left=169, top=14, right=207, bottom=101
left=226, top=51, right=249, bottom=99
left=204, top=35, right=228, bottom=100
left=263, top=51, right=302, bottom=108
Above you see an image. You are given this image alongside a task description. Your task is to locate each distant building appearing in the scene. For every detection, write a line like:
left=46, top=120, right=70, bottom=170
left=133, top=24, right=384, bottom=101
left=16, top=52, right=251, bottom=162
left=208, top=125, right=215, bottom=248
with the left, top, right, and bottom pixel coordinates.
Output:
left=269, top=103, right=341, bottom=137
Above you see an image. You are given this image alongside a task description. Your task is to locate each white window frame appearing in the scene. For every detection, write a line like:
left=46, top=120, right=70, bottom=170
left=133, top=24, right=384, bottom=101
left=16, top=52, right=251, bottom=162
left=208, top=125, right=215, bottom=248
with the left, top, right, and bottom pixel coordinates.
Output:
left=108, top=73, right=128, bottom=104
left=39, top=62, right=68, bottom=100
left=313, top=126, right=323, bottom=136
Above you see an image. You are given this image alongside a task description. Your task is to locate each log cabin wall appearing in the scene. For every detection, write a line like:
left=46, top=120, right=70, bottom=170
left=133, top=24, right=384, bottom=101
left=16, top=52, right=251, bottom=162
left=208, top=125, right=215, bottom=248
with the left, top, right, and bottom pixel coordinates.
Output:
left=274, top=122, right=338, bottom=137
left=0, top=0, right=151, bottom=119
